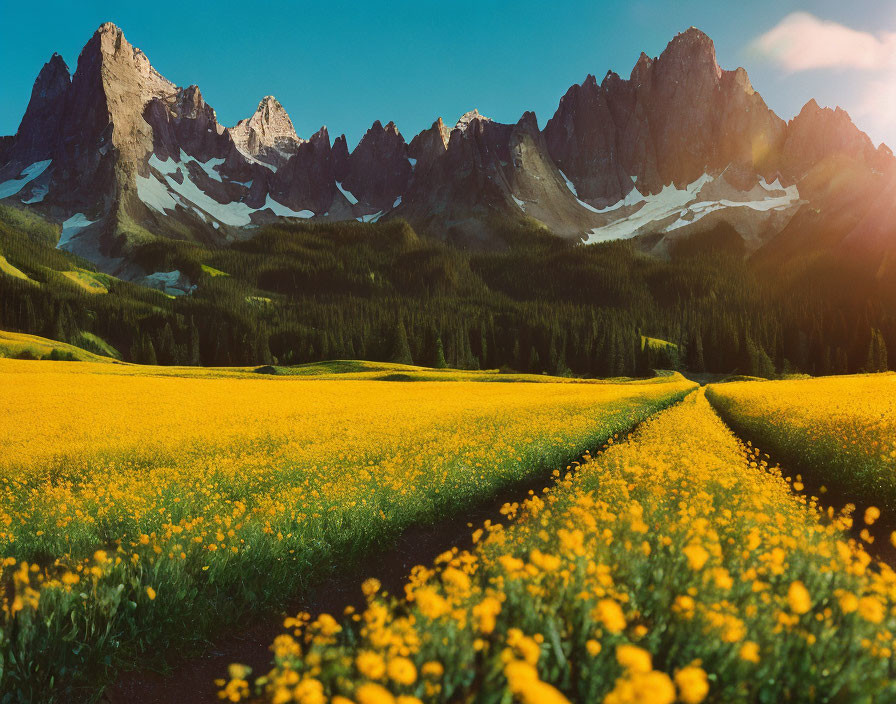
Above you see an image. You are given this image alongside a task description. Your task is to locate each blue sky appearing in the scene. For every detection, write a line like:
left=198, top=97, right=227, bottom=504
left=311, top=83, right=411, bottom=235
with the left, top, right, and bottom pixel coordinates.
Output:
left=3, top=1, right=896, bottom=148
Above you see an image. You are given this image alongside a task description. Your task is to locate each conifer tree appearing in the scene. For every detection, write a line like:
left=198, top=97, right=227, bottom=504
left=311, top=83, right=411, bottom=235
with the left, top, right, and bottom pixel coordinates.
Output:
left=389, top=319, right=413, bottom=365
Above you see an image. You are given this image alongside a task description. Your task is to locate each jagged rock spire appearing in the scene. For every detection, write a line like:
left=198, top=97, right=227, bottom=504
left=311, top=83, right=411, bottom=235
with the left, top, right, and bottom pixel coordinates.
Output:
left=229, top=95, right=302, bottom=166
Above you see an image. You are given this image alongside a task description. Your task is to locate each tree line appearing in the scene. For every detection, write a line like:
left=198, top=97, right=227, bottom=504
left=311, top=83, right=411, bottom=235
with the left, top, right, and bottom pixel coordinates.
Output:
left=0, top=215, right=893, bottom=378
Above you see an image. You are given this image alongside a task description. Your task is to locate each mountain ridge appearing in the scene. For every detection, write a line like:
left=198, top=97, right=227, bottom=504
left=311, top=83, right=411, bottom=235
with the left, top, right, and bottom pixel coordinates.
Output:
left=1, top=22, right=893, bottom=282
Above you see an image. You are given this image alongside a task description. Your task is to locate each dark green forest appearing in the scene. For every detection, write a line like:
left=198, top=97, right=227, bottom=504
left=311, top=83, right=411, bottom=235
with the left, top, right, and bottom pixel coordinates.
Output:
left=0, top=203, right=892, bottom=377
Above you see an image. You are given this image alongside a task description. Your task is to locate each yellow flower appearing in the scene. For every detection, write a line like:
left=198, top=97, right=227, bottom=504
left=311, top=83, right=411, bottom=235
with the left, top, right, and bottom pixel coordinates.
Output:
left=682, top=544, right=709, bottom=570
left=362, top=578, right=381, bottom=598
left=472, top=595, right=502, bottom=634
left=387, top=657, right=417, bottom=686
left=787, top=581, right=812, bottom=615
left=504, top=660, right=538, bottom=688
left=864, top=506, right=880, bottom=525
left=507, top=628, right=541, bottom=665
left=858, top=596, right=885, bottom=624
left=421, top=661, right=444, bottom=678
left=293, top=678, right=325, bottom=704
left=634, top=671, right=676, bottom=704
left=504, top=661, right=571, bottom=704
left=605, top=670, right=675, bottom=704
left=145, top=586, right=156, bottom=601
left=586, top=639, right=602, bottom=656
left=442, top=567, right=471, bottom=593
left=594, top=599, right=626, bottom=633
left=615, top=644, right=652, bottom=674
left=355, top=683, right=396, bottom=704
left=529, top=549, right=562, bottom=572
left=837, top=591, right=858, bottom=614
left=739, top=641, right=760, bottom=663
left=412, top=587, right=449, bottom=619
left=356, top=651, right=386, bottom=680
left=674, top=666, right=709, bottom=704
left=314, top=613, right=342, bottom=637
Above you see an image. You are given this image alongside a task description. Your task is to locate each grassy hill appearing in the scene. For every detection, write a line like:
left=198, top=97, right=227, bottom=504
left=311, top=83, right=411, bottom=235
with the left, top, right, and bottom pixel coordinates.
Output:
left=0, top=330, right=121, bottom=363
left=0, top=201, right=894, bottom=379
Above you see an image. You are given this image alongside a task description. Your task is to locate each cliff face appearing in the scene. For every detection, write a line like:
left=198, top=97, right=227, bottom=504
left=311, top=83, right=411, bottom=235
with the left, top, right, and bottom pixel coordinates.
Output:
left=543, top=28, right=790, bottom=206
left=1, top=22, right=893, bottom=274
left=341, top=121, right=412, bottom=212
left=229, top=96, right=303, bottom=168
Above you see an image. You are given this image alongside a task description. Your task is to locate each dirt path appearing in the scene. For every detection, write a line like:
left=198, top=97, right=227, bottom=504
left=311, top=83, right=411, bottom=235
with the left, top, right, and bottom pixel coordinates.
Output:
left=105, top=390, right=894, bottom=703
left=706, top=395, right=896, bottom=565
left=102, top=452, right=595, bottom=704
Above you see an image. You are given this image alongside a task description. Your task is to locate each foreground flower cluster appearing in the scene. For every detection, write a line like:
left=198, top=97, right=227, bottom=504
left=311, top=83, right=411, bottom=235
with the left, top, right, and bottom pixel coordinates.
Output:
left=707, top=373, right=896, bottom=510
left=235, top=390, right=896, bottom=703
left=0, top=360, right=691, bottom=700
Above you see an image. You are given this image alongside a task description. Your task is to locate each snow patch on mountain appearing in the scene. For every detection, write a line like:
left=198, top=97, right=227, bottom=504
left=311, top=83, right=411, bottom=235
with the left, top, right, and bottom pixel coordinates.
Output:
left=58, top=213, right=97, bottom=249
left=558, top=170, right=578, bottom=197
left=665, top=185, right=800, bottom=231
left=558, top=169, right=604, bottom=213
left=144, top=153, right=258, bottom=226
left=595, top=185, right=649, bottom=214
left=262, top=195, right=313, bottom=218
left=0, top=160, right=51, bottom=199
left=165, top=171, right=256, bottom=226
left=22, top=184, right=48, bottom=204
left=183, top=150, right=224, bottom=183
left=585, top=174, right=800, bottom=244
left=336, top=181, right=359, bottom=205
left=137, top=173, right=178, bottom=213
left=140, top=270, right=196, bottom=296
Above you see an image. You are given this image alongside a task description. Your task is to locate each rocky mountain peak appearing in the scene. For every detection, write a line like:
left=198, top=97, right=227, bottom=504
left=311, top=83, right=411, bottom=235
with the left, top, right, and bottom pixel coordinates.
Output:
left=40, top=21, right=179, bottom=215
left=657, top=27, right=722, bottom=80
left=516, top=111, right=540, bottom=133
left=455, top=109, right=491, bottom=132
left=796, top=99, right=821, bottom=118
left=728, top=66, right=755, bottom=95
left=4, top=22, right=895, bottom=265
left=3, top=53, right=72, bottom=168
left=630, top=52, right=653, bottom=84
left=38, top=53, right=71, bottom=90
left=310, top=126, right=330, bottom=147
left=342, top=118, right=411, bottom=211
left=229, top=94, right=302, bottom=166
left=435, top=118, right=450, bottom=147
left=175, top=85, right=211, bottom=119
left=332, top=134, right=350, bottom=181
left=783, top=99, right=887, bottom=177
left=408, top=118, right=450, bottom=166
left=84, top=22, right=175, bottom=96
left=144, top=82, right=231, bottom=163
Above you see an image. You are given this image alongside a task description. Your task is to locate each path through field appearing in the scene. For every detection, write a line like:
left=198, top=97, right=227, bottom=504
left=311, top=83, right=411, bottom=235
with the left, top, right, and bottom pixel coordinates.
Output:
left=105, top=387, right=865, bottom=704
left=102, top=446, right=601, bottom=704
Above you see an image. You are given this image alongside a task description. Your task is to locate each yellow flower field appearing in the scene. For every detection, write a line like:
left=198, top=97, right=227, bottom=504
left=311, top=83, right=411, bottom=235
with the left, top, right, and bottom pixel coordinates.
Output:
left=0, top=359, right=693, bottom=701
left=707, top=373, right=896, bottom=510
left=238, top=390, right=896, bottom=703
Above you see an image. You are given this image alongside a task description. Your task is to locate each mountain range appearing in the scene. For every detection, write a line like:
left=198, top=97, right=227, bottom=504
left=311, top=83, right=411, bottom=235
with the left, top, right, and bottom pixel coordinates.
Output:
left=1, top=22, right=895, bottom=288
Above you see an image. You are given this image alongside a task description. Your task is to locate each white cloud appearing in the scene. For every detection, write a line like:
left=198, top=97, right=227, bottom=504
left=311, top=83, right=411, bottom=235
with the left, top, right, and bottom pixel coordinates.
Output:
left=750, top=12, right=896, bottom=73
